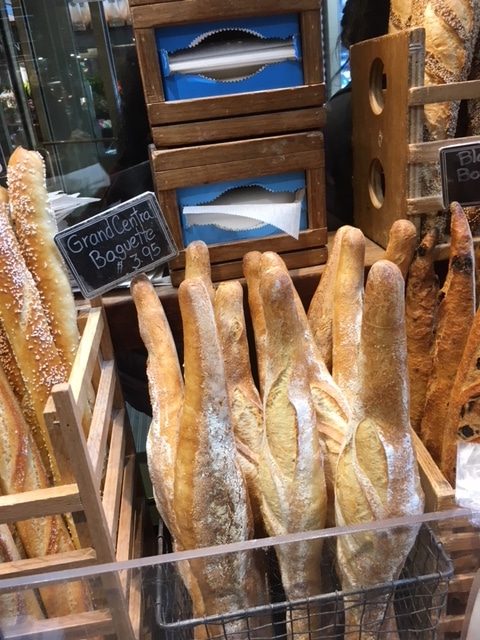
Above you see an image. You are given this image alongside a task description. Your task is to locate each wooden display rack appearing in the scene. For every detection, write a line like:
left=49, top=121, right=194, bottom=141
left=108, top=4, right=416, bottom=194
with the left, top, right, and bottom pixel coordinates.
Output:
left=150, top=131, right=328, bottom=285
left=130, top=0, right=324, bottom=146
left=351, top=28, right=480, bottom=248
left=0, top=303, right=144, bottom=639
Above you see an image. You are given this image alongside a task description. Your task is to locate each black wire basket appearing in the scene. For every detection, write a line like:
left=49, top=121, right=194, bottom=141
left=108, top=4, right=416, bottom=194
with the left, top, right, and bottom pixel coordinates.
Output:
left=154, top=524, right=453, bottom=640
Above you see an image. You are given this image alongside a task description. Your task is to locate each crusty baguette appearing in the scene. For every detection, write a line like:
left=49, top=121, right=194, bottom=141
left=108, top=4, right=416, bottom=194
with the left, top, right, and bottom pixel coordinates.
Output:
left=0, top=191, right=67, bottom=484
left=258, top=265, right=326, bottom=635
left=214, top=280, right=264, bottom=534
left=389, top=0, right=412, bottom=31
left=405, top=229, right=439, bottom=432
left=7, top=147, right=79, bottom=373
left=307, top=226, right=353, bottom=370
left=0, top=365, right=91, bottom=618
left=441, top=303, right=480, bottom=484
left=332, top=227, right=365, bottom=414
left=384, top=218, right=418, bottom=278
left=335, top=260, right=424, bottom=639
left=420, top=203, right=475, bottom=462
left=175, top=278, right=264, bottom=629
left=0, top=524, right=44, bottom=625
left=184, top=240, right=215, bottom=303
left=260, top=252, right=350, bottom=526
left=243, top=251, right=267, bottom=395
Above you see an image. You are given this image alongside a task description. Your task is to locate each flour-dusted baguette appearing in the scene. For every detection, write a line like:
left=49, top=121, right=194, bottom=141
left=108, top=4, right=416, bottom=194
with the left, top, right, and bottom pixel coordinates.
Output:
left=389, top=0, right=412, bottom=31
left=441, top=303, right=480, bottom=484
left=335, top=260, right=424, bottom=639
left=332, top=226, right=365, bottom=414
left=243, top=251, right=267, bottom=395
left=307, top=226, right=353, bottom=371
left=0, top=524, right=44, bottom=625
left=384, top=218, right=418, bottom=278
left=7, top=147, right=79, bottom=373
left=405, top=229, right=439, bottom=432
left=175, top=278, right=265, bottom=629
left=0, top=189, right=67, bottom=484
left=184, top=240, right=215, bottom=303
left=214, top=280, right=264, bottom=534
left=420, top=203, right=475, bottom=462
left=261, top=252, right=350, bottom=526
left=0, top=366, right=91, bottom=618
left=258, top=265, right=326, bottom=635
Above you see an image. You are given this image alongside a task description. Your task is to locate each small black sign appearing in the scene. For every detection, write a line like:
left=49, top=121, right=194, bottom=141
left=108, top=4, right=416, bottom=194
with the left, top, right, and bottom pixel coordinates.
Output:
left=440, top=142, right=480, bottom=208
left=54, top=192, right=178, bottom=298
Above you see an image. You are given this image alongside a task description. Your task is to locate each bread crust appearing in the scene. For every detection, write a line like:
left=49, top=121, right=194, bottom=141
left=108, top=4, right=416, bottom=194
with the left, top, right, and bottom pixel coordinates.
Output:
left=184, top=240, right=215, bottom=303
left=243, top=251, right=267, bottom=395
left=7, top=147, right=79, bottom=372
left=384, top=219, right=418, bottom=278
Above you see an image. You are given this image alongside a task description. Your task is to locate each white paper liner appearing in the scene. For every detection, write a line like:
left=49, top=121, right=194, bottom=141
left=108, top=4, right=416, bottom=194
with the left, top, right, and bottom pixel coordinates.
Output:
left=456, top=441, right=480, bottom=528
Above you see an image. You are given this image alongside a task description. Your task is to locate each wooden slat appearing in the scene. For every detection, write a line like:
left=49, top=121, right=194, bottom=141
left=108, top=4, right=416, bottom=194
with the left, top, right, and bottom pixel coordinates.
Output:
left=407, top=194, right=444, bottom=214
left=152, top=107, right=326, bottom=146
left=450, top=574, right=475, bottom=594
left=412, top=432, right=455, bottom=512
left=306, top=167, right=327, bottom=229
left=148, top=84, right=325, bottom=125
left=0, top=485, right=81, bottom=522
left=117, top=454, right=136, bottom=597
left=87, top=360, right=116, bottom=485
left=300, top=10, right=323, bottom=84
left=409, top=135, right=480, bottom=163
left=103, top=409, right=127, bottom=541
left=442, top=531, right=480, bottom=553
left=409, top=79, right=480, bottom=105
left=438, top=614, right=465, bottom=635
left=69, top=307, right=104, bottom=405
left=134, top=28, right=164, bottom=104
left=0, top=548, right=96, bottom=579
left=131, top=0, right=321, bottom=28
left=3, top=609, right=114, bottom=639
left=129, top=501, right=145, bottom=638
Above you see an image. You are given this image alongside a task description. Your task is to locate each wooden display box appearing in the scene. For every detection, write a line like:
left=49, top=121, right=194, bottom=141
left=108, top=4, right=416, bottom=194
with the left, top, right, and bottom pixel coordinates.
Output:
left=351, top=28, right=480, bottom=248
left=150, top=131, right=328, bottom=285
left=130, top=0, right=324, bottom=132
left=0, top=304, right=144, bottom=640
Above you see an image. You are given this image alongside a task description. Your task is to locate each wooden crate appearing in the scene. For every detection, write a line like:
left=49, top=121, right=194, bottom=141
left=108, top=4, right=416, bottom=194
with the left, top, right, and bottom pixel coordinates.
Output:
left=0, top=304, right=144, bottom=639
left=150, top=131, right=328, bottom=285
left=351, top=27, right=480, bottom=248
left=414, top=431, right=480, bottom=639
left=130, top=0, right=324, bottom=131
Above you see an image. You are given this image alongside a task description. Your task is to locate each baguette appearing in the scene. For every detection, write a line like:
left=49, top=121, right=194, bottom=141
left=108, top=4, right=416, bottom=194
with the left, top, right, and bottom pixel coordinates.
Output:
left=258, top=265, right=326, bottom=636
left=214, top=280, right=264, bottom=534
left=389, top=0, right=412, bottom=31
left=335, top=260, right=424, bottom=639
left=420, top=203, right=475, bottom=462
left=260, top=252, right=350, bottom=525
left=332, top=227, right=365, bottom=414
left=184, top=240, right=215, bottom=303
left=307, top=226, right=353, bottom=370
left=7, top=147, right=79, bottom=373
left=383, top=218, right=418, bottom=278
left=0, top=190, right=67, bottom=484
left=441, top=304, right=480, bottom=484
left=0, top=524, right=44, bottom=625
left=405, top=229, right=439, bottom=432
left=0, top=365, right=91, bottom=618
left=175, top=278, right=265, bottom=629
left=243, top=251, right=267, bottom=395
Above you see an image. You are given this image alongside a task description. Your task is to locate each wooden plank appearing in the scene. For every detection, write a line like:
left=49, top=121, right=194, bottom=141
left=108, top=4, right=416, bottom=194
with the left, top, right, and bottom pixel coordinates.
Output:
left=413, top=431, right=455, bottom=512
left=117, top=454, right=136, bottom=597
left=129, top=501, right=145, bottom=639
left=152, top=107, right=326, bottom=146
left=103, top=409, right=127, bottom=541
left=155, top=187, right=185, bottom=252
left=151, top=131, right=324, bottom=172
left=306, top=167, right=327, bottom=229
left=87, top=360, right=116, bottom=485
left=409, top=134, right=480, bottom=163
left=3, top=609, right=114, bottom=639
left=450, top=574, right=475, bottom=593
left=407, top=195, right=444, bottom=214
left=69, top=307, right=104, bottom=405
left=442, top=531, right=480, bottom=553
left=148, top=84, right=325, bottom=124
left=438, top=614, right=465, bottom=635
left=131, top=1, right=321, bottom=28
left=134, top=28, right=164, bottom=104
left=0, top=485, right=81, bottom=523
left=300, top=11, right=323, bottom=84
left=409, top=79, right=480, bottom=105
left=0, top=548, right=96, bottom=579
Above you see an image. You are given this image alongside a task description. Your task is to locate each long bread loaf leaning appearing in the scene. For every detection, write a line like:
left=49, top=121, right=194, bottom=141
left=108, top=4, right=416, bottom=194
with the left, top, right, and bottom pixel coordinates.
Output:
left=7, top=147, right=79, bottom=373
left=174, top=278, right=265, bottom=631
left=0, top=365, right=91, bottom=618
left=335, top=260, right=424, bottom=639
left=420, top=203, right=475, bottom=462
left=258, top=265, right=326, bottom=639
left=384, top=218, right=418, bottom=278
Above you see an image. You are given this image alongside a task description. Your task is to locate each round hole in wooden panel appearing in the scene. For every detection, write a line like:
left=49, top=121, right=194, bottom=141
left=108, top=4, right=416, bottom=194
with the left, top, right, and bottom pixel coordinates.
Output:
left=369, top=158, right=385, bottom=209
left=369, top=58, right=386, bottom=115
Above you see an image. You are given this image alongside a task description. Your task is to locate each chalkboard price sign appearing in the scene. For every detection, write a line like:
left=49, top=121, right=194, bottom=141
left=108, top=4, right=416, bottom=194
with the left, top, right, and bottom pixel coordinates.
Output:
left=440, top=142, right=480, bottom=208
left=54, top=192, right=178, bottom=298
